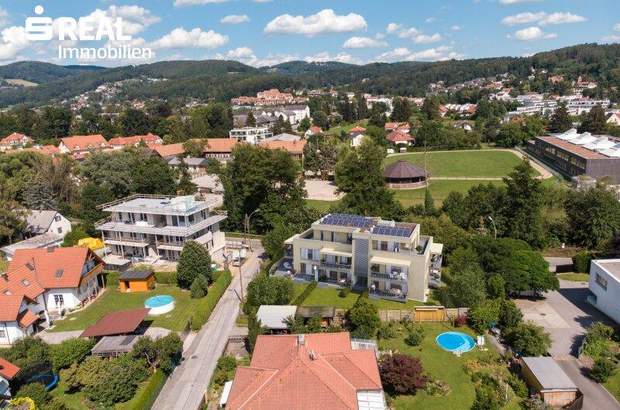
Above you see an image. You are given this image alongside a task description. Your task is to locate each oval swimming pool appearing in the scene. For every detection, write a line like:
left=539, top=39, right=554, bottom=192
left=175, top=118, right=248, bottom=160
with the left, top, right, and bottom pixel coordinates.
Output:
left=436, top=331, right=476, bottom=353
left=144, top=295, right=175, bottom=315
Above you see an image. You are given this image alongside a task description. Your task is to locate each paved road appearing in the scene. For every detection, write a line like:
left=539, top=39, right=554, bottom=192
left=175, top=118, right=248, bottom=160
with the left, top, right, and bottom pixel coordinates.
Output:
left=516, top=280, right=620, bottom=410
left=152, top=246, right=263, bottom=410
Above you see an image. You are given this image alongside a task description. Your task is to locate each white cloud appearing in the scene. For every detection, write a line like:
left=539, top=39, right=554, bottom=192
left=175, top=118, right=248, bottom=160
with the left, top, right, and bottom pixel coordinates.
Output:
left=451, top=25, right=462, bottom=31
left=502, top=11, right=585, bottom=26
left=425, top=17, right=436, bottom=23
left=264, top=9, right=367, bottom=36
left=80, top=5, right=160, bottom=37
left=0, top=26, right=29, bottom=61
left=376, top=45, right=463, bottom=62
left=150, top=27, right=229, bottom=49
left=0, top=7, right=9, bottom=28
left=226, top=47, right=254, bottom=58
left=398, top=27, right=420, bottom=39
left=174, top=0, right=229, bottom=6
left=614, top=23, right=620, bottom=31
left=413, top=33, right=442, bottom=44
left=343, top=36, right=387, bottom=49
left=602, top=35, right=620, bottom=43
left=514, top=26, right=557, bottom=41
left=304, top=52, right=362, bottom=65
left=386, top=23, right=401, bottom=34
left=499, top=0, right=543, bottom=4
left=221, top=15, right=250, bottom=24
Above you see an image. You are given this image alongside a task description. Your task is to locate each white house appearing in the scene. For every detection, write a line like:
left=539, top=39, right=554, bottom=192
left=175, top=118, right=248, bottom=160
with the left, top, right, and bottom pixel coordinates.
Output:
left=607, top=113, right=620, bottom=127
left=0, top=357, right=20, bottom=400
left=229, top=127, right=273, bottom=145
left=588, top=259, right=620, bottom=323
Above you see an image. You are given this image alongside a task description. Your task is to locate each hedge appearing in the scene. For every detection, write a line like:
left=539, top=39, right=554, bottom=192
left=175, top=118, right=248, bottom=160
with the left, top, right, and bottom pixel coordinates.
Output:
left=154, top=271, right=177, bottom=285
left=292, top=281, right=317, bottom=305
left=117, top=370, right=167, bottom=410
left=105, top=271, right=120, bottom=287
left=191, top=270, right=233, bottom=331
left=573, top=252, right=592, bottom=273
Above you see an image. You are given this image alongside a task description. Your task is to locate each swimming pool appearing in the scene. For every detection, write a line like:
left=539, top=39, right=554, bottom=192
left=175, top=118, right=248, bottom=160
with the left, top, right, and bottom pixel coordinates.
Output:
left=144, top=295, right=175, bottom=315
left=436, top=331, right=476, bottom=353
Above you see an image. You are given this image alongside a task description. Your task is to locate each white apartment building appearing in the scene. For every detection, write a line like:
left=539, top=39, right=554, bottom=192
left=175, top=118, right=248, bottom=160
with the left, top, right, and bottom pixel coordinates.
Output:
left=284, top=213, right=442, bottom=302
left=96, top=194, right=226, bottom=262
left=229, top=127, right=273, bottom=145
left=588, top=259, right=620, bottom=324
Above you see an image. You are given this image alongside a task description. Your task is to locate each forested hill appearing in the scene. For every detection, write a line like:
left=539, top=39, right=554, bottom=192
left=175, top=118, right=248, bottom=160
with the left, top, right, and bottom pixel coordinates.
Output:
left=0, top=43, right=619, bottom=107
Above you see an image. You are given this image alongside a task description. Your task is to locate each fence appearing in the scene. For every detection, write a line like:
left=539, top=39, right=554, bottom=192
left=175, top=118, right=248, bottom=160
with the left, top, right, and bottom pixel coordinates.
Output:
left=378, top=306, right=468, bottom=322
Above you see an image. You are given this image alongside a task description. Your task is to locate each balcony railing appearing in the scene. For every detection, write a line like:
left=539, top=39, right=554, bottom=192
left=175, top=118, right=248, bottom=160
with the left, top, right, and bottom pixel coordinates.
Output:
left=320, top=261, right=352, bottom=269
left=370, top=271, right=408, bottom=281
left=369, top=289, right=407, bottom=301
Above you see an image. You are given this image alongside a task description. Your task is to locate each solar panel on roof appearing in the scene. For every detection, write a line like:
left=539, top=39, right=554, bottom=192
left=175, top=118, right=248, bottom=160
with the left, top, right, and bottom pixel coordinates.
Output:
left=372, top=225, right=413, bottom=237
left=323, top=213, right=373, bottom=228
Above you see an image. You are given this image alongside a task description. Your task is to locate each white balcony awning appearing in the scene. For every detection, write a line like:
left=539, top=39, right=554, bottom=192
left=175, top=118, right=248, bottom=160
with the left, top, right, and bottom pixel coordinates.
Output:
left=321, top=247, right=352, bottom=257
left=430, top=242, right=443, bottom=255
left=104, top=239, right=148, bottom=247
left=370, top=255, right=410, bottom=266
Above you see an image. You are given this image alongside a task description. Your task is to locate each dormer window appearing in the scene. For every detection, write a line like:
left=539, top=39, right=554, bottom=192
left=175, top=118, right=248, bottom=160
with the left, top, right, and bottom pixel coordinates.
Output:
left=3, top=290, right=11, bottom=295
left=21, top=279, right=30, bottom=287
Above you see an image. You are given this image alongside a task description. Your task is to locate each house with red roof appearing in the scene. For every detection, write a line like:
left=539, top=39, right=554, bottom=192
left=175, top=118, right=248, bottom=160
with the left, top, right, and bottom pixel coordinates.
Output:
left=58, top=135, right=110, bottom=159
left=109, top=133, right=163, bottom=149
left=224, top=332, right=386, bottom=410
left=349, top=126, right=367, bottom=148
left=384, top=122, right=411, bottom=134
left=0, top=357, right=20, bottom=399
left=386, top=131, right=414, bottom=146
left=0, top=247, right=104, bottom=345
left=0, top=133, right=33, bottom=151
left=304, top=125, right=323, bottom=138
left=607, top=112, right=620, bottom=127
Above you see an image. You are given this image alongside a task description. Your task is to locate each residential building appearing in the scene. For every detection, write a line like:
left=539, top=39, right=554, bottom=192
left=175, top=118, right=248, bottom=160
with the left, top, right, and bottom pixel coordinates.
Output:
left=150, top=143, right=185, bottom=160
left=283, top=213, right=442, bottom=302
left=203, top=138, right=238, bottom=162
left=366, top=96, right=393, bottom=115
left=167, top=157, right=209, bottom=176
left=608, top=113, right=620, bottom=126
left=386, top=131, right=414, bottom=146
left=22, top=145, right=59, bottom=157
left=0, top=358, right=19, bottom=400
left=588, top=259, right=620, bottom=323
left=1, top=210, right=71, bottom=260
left=349, top=126, right=367, bottom=147
left=224, top=332, right=385, bottom=410
left=527, top=129, right=620, bottom=183
left=231, top=89, right=307, bottom=107
left=305, top=125, right=323, bottom=138
left=259, top=140, right=306, bottom=161
left=229, top=127, right=273, bottom=144
left=109, top=133, right=162, bottom=149
left=520, top=357, right=581, bottom=408
left=96, top=194, right=226, bottom=263
left=58, top=134, right=109, bottom=159
left=384, top=122, right=411, bottom=134
left=0, top=133, right=32, bottom=151
left=259, top=105, right=310, bottom=125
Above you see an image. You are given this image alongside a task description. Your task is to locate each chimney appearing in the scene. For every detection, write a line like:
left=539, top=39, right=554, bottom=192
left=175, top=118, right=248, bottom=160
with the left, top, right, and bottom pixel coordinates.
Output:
left=0, top=272, right=7, bottom=281
left=297, top=334, right=305, bottom=346
left=309, top=350, right=316, bottom=360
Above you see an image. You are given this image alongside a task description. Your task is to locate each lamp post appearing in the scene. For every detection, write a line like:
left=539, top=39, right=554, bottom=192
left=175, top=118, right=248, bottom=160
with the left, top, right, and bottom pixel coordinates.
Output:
left=239, top=209, right=260, bottom=301
left=487, top=216, right=497, bottom=239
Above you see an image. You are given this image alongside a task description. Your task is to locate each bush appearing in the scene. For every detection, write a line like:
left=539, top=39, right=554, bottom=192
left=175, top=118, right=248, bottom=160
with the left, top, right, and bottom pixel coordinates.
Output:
left=504, top=322, right=551, bottom=356
left=177, top=241, right=212, bottom=289
left=43, top=397, right=68, bottom=410
left=454, top=314, right=467, bottom=327
left=498, top=299, right=523, bottom=332
left=190, top=275, right=209, bottom=299
left=339, top=288, right=350, bottom=298
left=191, top=271, right=232, bottom=330
left=119, top=370, right=167, bottom=410
left=471, top=384, right=501, bottom=410
left=105, top=271, right=120, bottom=287
left=8, top=397, right=35, bottom=410
left=467, top=300, right=500, bottom=333
left=404, top=325, right=425, bottom=347
left=377, top=322, right=397, bottom=340
left=346, top=299, right=380, bottom=338
left=292, top=282, right=317, bottom=305
left=521, top=397, right=551, bottom=410
left=245, top=275, right=295, bottom=310
left=154, top=271, right=177, bottom=285
left=506, top=373, right=528, bottom=398
left=15, top=383, right=50, bottom=408
left=211, top=356, right=237, bottom=387
left=591, top=357, right=615, bottom=383
left=379, top=354, right=428, bottom=395
left=573, top=252, right=591, bottom=273
left=51, top=338, right=96, bottom=372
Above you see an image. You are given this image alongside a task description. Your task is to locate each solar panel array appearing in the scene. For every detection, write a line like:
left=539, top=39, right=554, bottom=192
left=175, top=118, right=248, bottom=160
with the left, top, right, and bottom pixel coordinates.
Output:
left=322, top=213, right=374, bottom=228
left=372, top=225, right=414, bottom=237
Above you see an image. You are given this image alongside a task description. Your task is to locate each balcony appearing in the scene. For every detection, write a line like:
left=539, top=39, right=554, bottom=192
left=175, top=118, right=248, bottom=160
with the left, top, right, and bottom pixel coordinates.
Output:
left=370, top=271, right=408, bottom=281
left=320, top=260, right=352, bottom=270
left=369, top=289, right=407, bottom=302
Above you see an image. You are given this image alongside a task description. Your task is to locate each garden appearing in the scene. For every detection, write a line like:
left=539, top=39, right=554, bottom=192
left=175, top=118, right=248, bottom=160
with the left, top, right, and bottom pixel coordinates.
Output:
left=580, top=322, right=620, bottom=402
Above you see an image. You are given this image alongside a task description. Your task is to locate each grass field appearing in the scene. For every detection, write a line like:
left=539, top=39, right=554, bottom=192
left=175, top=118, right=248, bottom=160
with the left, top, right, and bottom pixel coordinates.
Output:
left=379, top=324, right=521, bottom=410
left=392, top=180, right=502, bottom=207
left=385, top=150, right=532, bottom=178
left=50, top=284, right=197, bottom=332
left=305, top=199, right=338, bottom=213
left=326, top=120, right=368, bottom=136
left=558, top=273, right=590, bottom=282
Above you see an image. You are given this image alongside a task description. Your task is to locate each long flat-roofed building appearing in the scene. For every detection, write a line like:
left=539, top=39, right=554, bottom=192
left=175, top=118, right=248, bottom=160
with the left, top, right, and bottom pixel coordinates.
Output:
left=96, top=194, right=226, bottom=263
left=527, top=128, right=620, bottom=182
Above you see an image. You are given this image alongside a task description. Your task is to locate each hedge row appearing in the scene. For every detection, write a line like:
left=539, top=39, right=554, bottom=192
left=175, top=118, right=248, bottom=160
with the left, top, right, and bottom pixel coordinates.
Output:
left=191, top=270, right=233, bottom=331
left=573, top=252, right=592, bottom=273
left=118, top=370, right=167, bottom=410
left=292, top=281, right=317, bottom=305
left=154, top=271, right=177, bottom=284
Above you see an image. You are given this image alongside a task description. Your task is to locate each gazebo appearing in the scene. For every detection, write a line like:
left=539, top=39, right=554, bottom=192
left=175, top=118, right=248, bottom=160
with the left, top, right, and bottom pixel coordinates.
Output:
left=384, top=160, right=428, bottom=189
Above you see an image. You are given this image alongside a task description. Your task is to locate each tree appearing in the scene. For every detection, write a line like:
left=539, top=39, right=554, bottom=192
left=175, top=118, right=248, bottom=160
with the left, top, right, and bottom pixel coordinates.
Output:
left=61, top=226, right=88, bottom=247
left=245, top=111, right=256, bottom=127
left=391, top=98, right=412, bottom=122
left=379, top=354, right=428, bottom=395
left=504, top=322, right=551, bottom=356
left=245, top=275, right=294, bottom=308
left=424, top=189, right=436, bottom=216
left=486, top=274, right=506, bottom=299
left=182, top=139, right=206, bottom=158
left=51, top=338, right=96, bottom=372
left=346, top=299, right=380, bottom=338
left=497, top=299, right=523, bottom=331
left=176, top=161, right=197, bottom=195
left=23, top=174, right=56, bottom=210
left=565, top=184, right=620, bottom=249
left=132, top=333, right=182, bottom=374
left=591, top=357, right=615, bottom=383
left=119, top=108, right=152, bottom=135
left=445, top=266, right=487, bottom=308
left=579, top=105, right=607, bottom=134
left=467, top=299, right=500, bottom=333
left=15, top=383, right=50, bottom=408
left=422, top=97, right=440, bottom=120
left=0, top=337, right=51, bottom=379
left=176, top=241, right=212, bottom=289
left=548, top=102, right=572, bottom=133
left=247, top=310, right=264, bottom=353
left=263, top=222, right=297, bottom=261
left=298, top=117, right=311, bottom=133
left=496, top=123, right=526, bottom=148
left=0, top=201, right=26, bottom=245
left=190, top=275, right=210, bottom=298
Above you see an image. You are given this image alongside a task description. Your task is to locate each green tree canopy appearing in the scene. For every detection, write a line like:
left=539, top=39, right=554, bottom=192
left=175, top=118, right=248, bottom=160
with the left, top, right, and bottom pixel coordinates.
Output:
left=177, top=241, right=212, bottom=289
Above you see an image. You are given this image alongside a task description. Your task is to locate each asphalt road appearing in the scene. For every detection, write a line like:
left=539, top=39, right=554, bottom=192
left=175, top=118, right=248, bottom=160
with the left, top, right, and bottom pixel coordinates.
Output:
left=152, top=245, right=263, bottom=410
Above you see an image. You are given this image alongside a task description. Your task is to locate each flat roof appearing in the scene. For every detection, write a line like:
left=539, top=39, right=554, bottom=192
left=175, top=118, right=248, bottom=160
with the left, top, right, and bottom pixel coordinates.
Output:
left=594, top=259, right=620, bottom=282
left=256, top=305, right=297, bottom=330
left=81, top=308, right=150, bottom=338
left=522, top=357, right=577, bottom=391
left=103, top=196, right=210, bottom=215
left=537, top=136, right=606, bottom=160
left=91, top=334, right=141, bottom=356
left=119, top=270, right=154, bottom=281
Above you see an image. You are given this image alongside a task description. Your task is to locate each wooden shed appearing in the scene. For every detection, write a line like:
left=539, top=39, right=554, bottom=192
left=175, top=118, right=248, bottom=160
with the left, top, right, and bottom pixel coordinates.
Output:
left=118, top=270, right=155, bottom=293
left=520, top=357, right=581, bottom=408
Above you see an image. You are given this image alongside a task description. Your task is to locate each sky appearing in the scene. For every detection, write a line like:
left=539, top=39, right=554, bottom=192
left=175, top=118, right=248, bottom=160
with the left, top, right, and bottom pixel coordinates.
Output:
left=0, top=0, right=619, bottom=67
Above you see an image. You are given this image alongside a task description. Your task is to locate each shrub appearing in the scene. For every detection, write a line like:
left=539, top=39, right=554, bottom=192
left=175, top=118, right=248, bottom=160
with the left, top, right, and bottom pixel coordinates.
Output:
left=573, top=251, right=591, bottom=273
left=177, top=241, right=212, bottom=288
left=191, top=271, right=232, bottom=330
left=43, top=397, right=68, bottom=410
left=498, top=299, right=523, bottom=332
left=583, top=322, right=615, bottom=359
left=15, top=383, right=50, bottom=408
left=471, top=384, right=501, bottom=410
left=339, top=288, right=350, bottom=298
left=119, top=370, right=166, bottom=410
left=212, top=356, right=237, bottom=387
left=154, top=271, right=177, bottom=284
left=467, top=300, right=500, bottom=333
left=591, top=357, right=615, bottom=383
left=454, top=314, right=467, bottom=327
left=404, top=325, right=425, bottom=347
left=8, top=397, right=35, bottom=410
left=346, top=299, right=380, bottom=338
left=105, top=271, right=120, bottom=287
left=377, top=322, right=397, bottom=340
left=190, top=275, right=209, bottom=299
left=424, top=378, right=450, bottom=397
left=51, top=338, right=96, bottom=372
left=245, top=275, right=295, bottom=310
left=292, top=281, right=317, bottom=305
left=379, top=354, right=428, bottom=395
left=521, top=397, right=551, bottom=410
left=503, top=322, right=551, bottom=356
left=506, top=373, right=528, bottom=398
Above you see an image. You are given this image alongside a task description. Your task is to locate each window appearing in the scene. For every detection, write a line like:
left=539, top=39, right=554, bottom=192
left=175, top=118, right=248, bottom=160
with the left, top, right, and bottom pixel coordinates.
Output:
left=54, top=215, right=61, bottom=222
left=57, top=227, right=63, bottom=234
left=0, top=329, right=5, bottom=339
left=595, top=273, right=608, bottom=290
left=54, top=294, right=64, bottom=307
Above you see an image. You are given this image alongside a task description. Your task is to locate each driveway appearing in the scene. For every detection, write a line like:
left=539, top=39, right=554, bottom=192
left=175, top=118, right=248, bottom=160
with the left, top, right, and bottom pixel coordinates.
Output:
left=152, top=245, right=263, bottom=410
left=515, top=280, right=620, bottom=409
left=304, top=179, right=343, bottom=201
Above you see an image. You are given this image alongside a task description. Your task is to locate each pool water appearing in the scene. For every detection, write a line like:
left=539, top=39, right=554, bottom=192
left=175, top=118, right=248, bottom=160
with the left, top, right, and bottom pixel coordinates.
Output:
left=145, top=295, right=174, bottom=308
left=436, top=331, right=476, bottom=353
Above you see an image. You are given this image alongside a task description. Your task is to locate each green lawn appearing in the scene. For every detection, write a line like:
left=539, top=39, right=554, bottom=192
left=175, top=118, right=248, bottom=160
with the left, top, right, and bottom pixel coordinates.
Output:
left=50, top=284, right=197, bottom=332
left=326, top=120, right=368, bottom=136
left=392, top=180, right=502, bottom=207
left=385, top=150, right=531, bottom=178
left=294, top=284, right=428, bottom=310
left=305, top=199, right=339, bottom=213
left=558, top=273, right=590, bottom=282
left=379, top=323, right=521, bottom=410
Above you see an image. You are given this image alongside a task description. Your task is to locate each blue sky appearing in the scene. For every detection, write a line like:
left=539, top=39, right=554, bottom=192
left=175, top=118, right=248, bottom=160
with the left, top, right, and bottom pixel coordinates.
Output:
left=0, top=0, right=619, bottom=66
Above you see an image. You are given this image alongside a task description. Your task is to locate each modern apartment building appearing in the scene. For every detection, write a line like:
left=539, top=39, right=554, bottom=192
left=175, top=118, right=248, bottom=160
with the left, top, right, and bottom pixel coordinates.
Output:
left=284, top=213, right=442, bottom=302
left=588, top=259, right=620, bottom=324
left=228, top=127, right=273, bottom=145
left=96, top=194, right=226, bottom=262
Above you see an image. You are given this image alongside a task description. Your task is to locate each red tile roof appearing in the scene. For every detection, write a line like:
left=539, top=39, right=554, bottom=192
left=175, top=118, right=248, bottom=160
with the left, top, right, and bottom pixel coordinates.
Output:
left=8, top=247, right=103, bottom=289
left=109, top=133, right=162, bottom=147
left=17, top=309, right=38, bottom=328
left=386, top=131, right=414, bottom=143
left=537, top=136, right=606, bottom=160
left=23, top=145, right=60, bottom=156
left=0, top=357, right=20, bottom=380
left=60, top=135, right=108, bottom=152
left=203, top=138, right=238, bottom=153
left=0, top=132, right=31, bottom=145
left=309, top=126, right=323, bottom=134
left=349, top=126, right=367, bottom=133
left=384, top=122, right=410, bottom=131
left=227, top=332, right=382, bottom=410
left=259, top=140, right=307, bottom=155
left=0, top=264, right=45, bottom=301
left=80, top=308, right=150, bottom=337
left=150, top=143, right=185, bottom=158
left=0, top=295, right=25, bottom=322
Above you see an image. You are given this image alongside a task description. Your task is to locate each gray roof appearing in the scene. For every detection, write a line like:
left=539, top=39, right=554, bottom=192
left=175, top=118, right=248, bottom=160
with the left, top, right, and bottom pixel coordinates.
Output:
left=264, top=133, right=301, bottom=142
left=91, top=335, right=140, bottom=356
left=26, top=210, right=58, bottom=234
left=522, top=357, right=578, bottom=391
left=256, top=305, right=297, bottom=330
left=119, top=270, right=154, bottom=280
left=1, top=232, right=63, bottom=257
left=168, top=157, right=209, bottom=167
left=102, top=195, right=209, bottom=215
left=384, top=161, right=428, bottom=180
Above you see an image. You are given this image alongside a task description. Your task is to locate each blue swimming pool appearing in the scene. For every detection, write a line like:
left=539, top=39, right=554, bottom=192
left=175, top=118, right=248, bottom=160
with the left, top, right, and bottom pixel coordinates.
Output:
left=144, top=295, right=175, bottom=315
left=436, top=331, right=476, bottom=353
